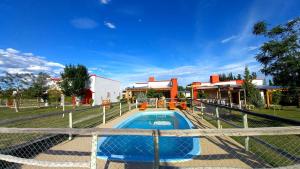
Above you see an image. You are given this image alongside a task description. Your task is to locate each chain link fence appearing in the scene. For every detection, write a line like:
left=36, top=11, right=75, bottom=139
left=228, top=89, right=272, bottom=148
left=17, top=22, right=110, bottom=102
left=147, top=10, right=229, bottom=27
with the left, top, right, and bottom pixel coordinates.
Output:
left=0, top=99, right=300, bottom=169
left=0, top=127, right=299, bottom=169
left=195, top=100, right=300, bottom=168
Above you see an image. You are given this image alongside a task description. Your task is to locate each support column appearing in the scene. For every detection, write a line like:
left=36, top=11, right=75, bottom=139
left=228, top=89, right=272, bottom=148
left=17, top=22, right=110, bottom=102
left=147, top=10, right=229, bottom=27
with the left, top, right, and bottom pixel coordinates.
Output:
left=103, top=106, right=106, bottom=124
left=266, top=90, right=270, bottom=108
left=238, top=90, right=241, bottom=109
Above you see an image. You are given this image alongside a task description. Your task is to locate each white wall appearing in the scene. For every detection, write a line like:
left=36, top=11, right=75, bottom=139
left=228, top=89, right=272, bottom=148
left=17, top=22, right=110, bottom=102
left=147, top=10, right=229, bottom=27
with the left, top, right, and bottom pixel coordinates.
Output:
left=90, top=76, right=120, bottom=106
left=133, top=83, right=148, bottom=88
left=148, top=81, right=171, bottom=88
left=252, top=79, right=264, bottom=86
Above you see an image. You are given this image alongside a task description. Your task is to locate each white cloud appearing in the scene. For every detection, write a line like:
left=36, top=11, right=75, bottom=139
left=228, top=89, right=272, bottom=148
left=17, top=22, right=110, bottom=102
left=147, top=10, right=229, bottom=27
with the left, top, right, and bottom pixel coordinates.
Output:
left=0, top=48, right=64, bottom=75
left=221, top=35, right=238, bottom=43
left=246, top=46, right=259, bottom=51
left=6, top=48, right=19, bottom=54
left=100, top=0, right=110, bottom=4
left=71, top=18, right=98, bottom=29
left=104, top=21, right=116, bottom=29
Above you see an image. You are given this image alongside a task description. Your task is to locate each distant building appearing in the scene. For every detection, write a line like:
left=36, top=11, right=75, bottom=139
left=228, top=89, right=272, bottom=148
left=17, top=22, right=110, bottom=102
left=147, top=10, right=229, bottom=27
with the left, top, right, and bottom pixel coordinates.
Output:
left=47, top=78, right=61, bottom=90
left=48, top=74, right=120, bottom=106
left=87, top=75, right=120, bottom=106
left=190, top=74, right=283, bottom=107
left=125, top=76, right=178, bottom=100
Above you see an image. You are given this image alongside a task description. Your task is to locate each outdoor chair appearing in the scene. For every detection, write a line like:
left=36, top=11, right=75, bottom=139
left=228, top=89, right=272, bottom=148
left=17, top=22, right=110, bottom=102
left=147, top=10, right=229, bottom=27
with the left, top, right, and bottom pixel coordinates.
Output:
left=139, top=102, right=148, bottom=110
left=169, top=101, right=176, bottom=110
left=180, top=101, right=187, bottom=110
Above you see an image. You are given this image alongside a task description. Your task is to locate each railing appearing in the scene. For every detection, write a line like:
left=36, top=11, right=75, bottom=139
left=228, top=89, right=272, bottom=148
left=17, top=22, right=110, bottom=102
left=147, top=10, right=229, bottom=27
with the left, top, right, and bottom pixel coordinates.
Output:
left=135, top=98, right=187, bottom=109
left=0, top=127, right=299, bottom=169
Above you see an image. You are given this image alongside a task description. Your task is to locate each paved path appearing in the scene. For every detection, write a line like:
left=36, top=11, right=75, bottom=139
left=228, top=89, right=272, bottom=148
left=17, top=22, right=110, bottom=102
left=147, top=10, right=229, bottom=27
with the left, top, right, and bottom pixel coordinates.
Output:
left=21, top=108, right=266, bottom=169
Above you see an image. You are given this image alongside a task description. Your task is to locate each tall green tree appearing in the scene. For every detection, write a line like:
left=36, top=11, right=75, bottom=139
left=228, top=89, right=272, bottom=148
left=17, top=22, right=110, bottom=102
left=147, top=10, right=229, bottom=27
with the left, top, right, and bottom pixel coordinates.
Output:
left=242, top=66, right=264, bottom=108
left=60, top=65, right=90, bottom=105
left=253, top=18, right=300, bottom=106
left=237, top=74, right=242, bottom=80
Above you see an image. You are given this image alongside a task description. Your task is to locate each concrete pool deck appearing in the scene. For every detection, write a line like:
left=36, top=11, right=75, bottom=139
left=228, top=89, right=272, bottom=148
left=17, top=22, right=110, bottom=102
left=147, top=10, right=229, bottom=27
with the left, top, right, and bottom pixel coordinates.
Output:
left=21, top=108, right=266, bottom=169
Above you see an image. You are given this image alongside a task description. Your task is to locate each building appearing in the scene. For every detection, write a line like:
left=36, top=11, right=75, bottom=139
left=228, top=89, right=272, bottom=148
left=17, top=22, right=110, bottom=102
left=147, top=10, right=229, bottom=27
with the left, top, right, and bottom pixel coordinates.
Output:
left=87, top=75, right=121, bottom=106
left=191, top=74, right=283, bottom=107
left=125, top=77, right=178, bottom=100
left=49, top=74, right=120, bottom=106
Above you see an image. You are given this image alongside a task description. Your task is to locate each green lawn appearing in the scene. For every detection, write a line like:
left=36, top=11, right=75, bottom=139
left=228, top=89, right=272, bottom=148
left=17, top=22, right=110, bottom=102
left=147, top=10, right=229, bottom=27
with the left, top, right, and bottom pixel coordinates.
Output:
left=0, top=106, right=73, bottom=119
left=0, top=102, right=129, bottom=149
left=254, top=106, right=300, bottom=121
left=202, top=105, right=300, bottom=167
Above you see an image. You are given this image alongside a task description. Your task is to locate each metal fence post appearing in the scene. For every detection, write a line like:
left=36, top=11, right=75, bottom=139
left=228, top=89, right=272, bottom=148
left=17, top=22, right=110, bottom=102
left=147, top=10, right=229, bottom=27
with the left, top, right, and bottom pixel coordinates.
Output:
left=243, top=113, right=249, bottom=151
left=135, top=99, right=138, bottom=109
left=200, top=102, right=204, bottom=120
left=68, top=112, right=73, bottom=140
left=128, top=101, right=131, bottom=111
left=102, top=105, right=106, bottom=124
left=216, top=106, right=221, bottom=129
left=119, top=102, right=122, bottom=116
left=90, top=134, right=97, bottom=169
left=153, top=130, right=160, bottom=169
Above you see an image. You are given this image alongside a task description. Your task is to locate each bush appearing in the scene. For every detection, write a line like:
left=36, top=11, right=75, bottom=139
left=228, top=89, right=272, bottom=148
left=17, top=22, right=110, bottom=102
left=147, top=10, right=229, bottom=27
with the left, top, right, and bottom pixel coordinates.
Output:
left=48, top=89, right=62, bottom=104
left=248, top=89, right=264, bottom=108
left=272, top=91, right=282, bottom=105
left=137, top=93, right=147, bottom=103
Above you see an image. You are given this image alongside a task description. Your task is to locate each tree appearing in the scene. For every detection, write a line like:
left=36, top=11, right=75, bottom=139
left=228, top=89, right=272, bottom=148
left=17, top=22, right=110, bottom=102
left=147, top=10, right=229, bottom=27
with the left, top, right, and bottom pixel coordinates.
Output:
left=146, top=89, right=163, bottom=98
left=251, top=72, right=257, bottom=79
left=178, top=86, right=185, bottom=91
left=60, top=65, right=90, bottom=106
left=48, top=89, right=62, bottom=107
left=0, top=72, right=33, bottom=112
left=269, top=79, right=273, bottom=86
left=242, top=66, right=264, bottom=108
left=137, top=92, right=147, bottom=103
left=31, top=72, right=50, bottom=107
left=237, top=74, right=242, bottom=80
left=253, top=18, right=300, bottom=106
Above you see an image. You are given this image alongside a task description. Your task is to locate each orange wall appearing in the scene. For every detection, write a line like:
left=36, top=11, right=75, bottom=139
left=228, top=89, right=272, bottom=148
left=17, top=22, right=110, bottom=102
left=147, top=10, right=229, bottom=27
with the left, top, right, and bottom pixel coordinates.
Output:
left=148, top=76, right=155, bottom=82
left=210, top=74, right=220, bottom=83
left=170, top=78, right=178, bottom=100
left=192, top=82, right=201, bottom=99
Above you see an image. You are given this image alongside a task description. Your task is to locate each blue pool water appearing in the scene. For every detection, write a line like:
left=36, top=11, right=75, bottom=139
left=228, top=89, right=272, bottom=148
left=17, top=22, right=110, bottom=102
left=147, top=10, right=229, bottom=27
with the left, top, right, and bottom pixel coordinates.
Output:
left=97, top=111, right=200, bottom=162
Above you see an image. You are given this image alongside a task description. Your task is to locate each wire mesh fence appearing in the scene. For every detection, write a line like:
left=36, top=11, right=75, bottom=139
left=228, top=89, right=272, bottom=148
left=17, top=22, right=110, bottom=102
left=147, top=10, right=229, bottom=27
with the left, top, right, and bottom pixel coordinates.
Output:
left=0, top=127, right=299, bottom=169
left=0, top=99, right=300, bottom=169
left=195, top=100, right=300, bottom=168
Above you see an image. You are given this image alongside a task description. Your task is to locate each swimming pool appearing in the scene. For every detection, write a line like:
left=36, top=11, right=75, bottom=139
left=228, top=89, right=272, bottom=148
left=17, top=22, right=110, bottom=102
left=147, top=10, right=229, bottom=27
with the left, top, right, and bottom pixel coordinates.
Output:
left=97, top=111, right=200, bottom=162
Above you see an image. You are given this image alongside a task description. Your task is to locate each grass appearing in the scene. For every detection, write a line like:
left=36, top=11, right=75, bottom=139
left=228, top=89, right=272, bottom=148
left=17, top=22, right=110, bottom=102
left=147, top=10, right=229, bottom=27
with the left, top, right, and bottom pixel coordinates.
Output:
left=0, top=106, right=73, bottom=119
left=202, top=105, right=300, bottom=167
left=0, top=102, right=129, bottom=149
left=254, top=106, right=300, bottom=121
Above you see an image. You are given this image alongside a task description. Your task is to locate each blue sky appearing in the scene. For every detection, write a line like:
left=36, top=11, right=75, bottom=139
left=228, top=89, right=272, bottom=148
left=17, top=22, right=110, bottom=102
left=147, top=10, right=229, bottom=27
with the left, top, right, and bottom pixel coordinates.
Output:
left=0, top=0, right=299, bottom=87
